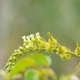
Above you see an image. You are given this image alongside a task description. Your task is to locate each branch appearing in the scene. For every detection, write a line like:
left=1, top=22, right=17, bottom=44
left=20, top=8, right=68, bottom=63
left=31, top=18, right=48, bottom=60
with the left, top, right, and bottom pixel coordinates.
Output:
left=4, top=32, right=80, bottom=72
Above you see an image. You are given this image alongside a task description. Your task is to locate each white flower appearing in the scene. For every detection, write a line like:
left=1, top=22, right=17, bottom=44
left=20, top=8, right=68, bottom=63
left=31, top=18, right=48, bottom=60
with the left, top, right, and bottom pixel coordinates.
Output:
left=30, top=34, right=34, bottom=38
left=30, top=34, right=35, bottom=41
left=22, top=36, right=26, bottom=41
left=35, top=32, right=40, bottom=39
left=26, top=36, right=30, bottom=40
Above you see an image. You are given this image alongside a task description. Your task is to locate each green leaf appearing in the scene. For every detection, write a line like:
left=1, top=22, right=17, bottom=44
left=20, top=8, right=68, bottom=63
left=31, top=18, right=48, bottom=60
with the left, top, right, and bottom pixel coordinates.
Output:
left=24, top=69, right=39, bottom=80
left=28, top=54, right=51, bottom=67
left=8, top=54, right=51, bottom=79
left=9, top=58, right=35, bottom=79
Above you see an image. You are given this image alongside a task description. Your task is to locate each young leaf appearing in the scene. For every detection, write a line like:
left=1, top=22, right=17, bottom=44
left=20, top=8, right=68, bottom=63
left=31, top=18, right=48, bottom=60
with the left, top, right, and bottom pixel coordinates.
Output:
left=28, top=54, right=51, bottom=67
left=8, top=54, right=51, bottom=79
left=9, top=58, right=35, bottom=79
left=24, top=69, right=40, bottom=80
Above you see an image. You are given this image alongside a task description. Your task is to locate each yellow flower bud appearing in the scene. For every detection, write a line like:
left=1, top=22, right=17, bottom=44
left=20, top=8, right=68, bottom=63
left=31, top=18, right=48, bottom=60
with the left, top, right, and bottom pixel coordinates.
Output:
left=47, top=32, right=57, bottom=46
left=57, top=45, right=68, bottom=54
left=75, top=44, right=80, bottom=56
left=60, top=53, right=72, bottom=60
left=45, top=43, right=53, bottom=53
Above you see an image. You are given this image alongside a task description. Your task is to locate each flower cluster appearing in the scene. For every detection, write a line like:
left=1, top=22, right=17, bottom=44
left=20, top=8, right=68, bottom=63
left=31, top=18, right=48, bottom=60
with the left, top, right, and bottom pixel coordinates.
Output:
left=4, top=32, right=80, bottom=72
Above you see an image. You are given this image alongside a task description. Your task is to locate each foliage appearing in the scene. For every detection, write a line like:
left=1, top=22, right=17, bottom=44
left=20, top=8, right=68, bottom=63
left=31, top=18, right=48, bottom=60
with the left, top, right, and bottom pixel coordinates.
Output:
left=0, top=32, right=80, bottom=80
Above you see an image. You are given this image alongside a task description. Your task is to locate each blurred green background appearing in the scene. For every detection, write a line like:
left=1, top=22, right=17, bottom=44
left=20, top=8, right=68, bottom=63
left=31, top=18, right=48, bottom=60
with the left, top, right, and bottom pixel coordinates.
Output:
left=0, top=0, right=80, bottom=77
